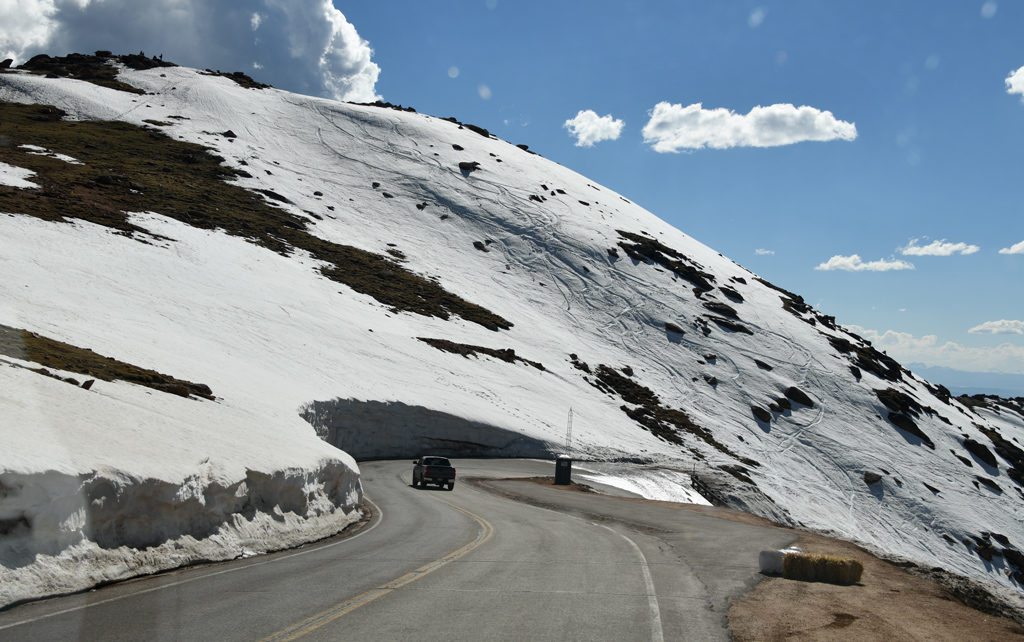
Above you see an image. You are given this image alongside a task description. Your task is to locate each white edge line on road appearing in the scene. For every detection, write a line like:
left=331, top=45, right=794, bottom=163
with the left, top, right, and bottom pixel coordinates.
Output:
left=595, top=523, right=665, bottom=642
left=474, top=480, right=665, bottom=642
left=0, top=496, right=383, bottom=632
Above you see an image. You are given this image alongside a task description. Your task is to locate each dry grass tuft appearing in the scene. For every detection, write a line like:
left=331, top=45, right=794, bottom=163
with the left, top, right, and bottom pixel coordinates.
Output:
left=783, top=552, right=864, bottom=585
left=0, top=323, right=214, bottom=399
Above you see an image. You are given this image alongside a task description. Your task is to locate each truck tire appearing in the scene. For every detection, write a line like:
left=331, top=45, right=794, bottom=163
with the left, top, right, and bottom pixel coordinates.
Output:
left=446, top=481, right=454, bottom=491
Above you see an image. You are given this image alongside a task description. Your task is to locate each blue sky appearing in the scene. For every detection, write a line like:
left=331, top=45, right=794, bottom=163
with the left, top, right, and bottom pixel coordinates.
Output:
left=3, top=0, right=1022, bottom=383
left=339, top=1, right=1024, bottom=378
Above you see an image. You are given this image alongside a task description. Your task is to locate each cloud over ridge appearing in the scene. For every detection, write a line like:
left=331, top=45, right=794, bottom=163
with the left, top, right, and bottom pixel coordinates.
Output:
left=641, top=101, right=856, bottom=152
left=900, top=238, right=979, bottom=256
left=563, top=110, right=625, bottom=147
left=849, top=325, right=1024, bottom=375
left=0, top=0, right=380, bottom=102
left=999, top=240, right=1024, bottom=255
left=815, top=254, right=914, bottom=272
left=969, top=320, right=1024, bottom=335
left=1006, top=66, right=1024, bottom=100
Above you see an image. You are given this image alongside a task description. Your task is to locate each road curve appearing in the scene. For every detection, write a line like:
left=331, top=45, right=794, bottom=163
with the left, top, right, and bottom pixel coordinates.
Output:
left=0, top=459, right=795, bottom=640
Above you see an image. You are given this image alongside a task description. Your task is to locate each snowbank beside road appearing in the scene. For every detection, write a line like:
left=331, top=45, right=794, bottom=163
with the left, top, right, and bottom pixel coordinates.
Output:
left=0, top=365, right=362, bottom=608
left=576, top=466, right=713, bottom=506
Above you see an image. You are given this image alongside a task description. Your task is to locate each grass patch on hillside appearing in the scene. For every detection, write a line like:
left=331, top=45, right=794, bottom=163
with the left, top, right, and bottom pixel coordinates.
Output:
left=616, top=230, right=715, bottom=296
left=0, top=324, right=213, bottom=399
left=199, top=69, right=272, bottom=90
left=704, top=315, right=753, bottom=335
left=581, top=361, right=756, bottom=467
left=976, top=425, right=1024, bottom=485
left=13, top=51, right=176, bottom=94
left=0, top=101, right=510, bottom=331
left=830, top=335, right=904, bottom=382
left=702, top=300, right=740, bottom=320
left=755, top=277, right=813, bottom=318
left=719, top=285, right=744, bottom=302
left=874, top=388, right=935, bottom=449
left=418, top=338, right=544, bottom=370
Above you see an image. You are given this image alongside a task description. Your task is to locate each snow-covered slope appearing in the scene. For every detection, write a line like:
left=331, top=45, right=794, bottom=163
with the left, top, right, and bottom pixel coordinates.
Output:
left=2, top=56, right=1022, bottom=607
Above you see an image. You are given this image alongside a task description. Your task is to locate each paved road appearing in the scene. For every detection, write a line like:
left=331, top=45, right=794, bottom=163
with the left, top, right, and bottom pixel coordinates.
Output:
left=0, top=459, right=795, bottom=640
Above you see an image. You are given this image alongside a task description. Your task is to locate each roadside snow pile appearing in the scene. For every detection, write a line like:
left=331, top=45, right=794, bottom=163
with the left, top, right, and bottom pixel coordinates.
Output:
left=576, top=465, right=713, bottom=506
left=1, top=57, right=1023, bottom=606
left=0, top=363, right=361, bottom=608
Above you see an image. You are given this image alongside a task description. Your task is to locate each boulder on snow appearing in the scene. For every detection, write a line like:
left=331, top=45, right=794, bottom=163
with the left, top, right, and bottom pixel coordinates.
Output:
left=864, top=471, right=883, bottom=485
left=664, top=321, right=685, bottom=335
left=785, top=386, right=814, bottom=407
left=752, top=406, right=771, bottom=423
left=964, top=438, right=998, bottom=468
left=463, top=123, right=490, bottom=138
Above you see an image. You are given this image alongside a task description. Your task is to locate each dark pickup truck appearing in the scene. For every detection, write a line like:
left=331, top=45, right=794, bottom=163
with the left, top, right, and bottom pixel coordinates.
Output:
left=412, top=456, right=456, bottom=490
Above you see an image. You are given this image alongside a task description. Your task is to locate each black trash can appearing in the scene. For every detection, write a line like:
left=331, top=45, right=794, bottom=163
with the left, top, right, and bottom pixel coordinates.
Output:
left=554, top=455, right=572, bottom=485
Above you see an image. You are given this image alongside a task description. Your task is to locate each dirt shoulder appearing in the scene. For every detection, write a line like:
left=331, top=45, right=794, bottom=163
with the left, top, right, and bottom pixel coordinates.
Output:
left=729, top=529, right=1023, bottom=641
left=487, top=477, right=1024, bottom=641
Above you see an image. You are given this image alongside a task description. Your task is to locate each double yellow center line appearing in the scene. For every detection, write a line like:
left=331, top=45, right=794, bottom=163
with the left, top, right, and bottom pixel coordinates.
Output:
left=260, top=501, right=494, bottom=641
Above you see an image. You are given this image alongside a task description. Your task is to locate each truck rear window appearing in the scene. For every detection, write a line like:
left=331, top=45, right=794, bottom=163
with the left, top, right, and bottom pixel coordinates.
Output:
left=423, top=457, right=450, bottom=466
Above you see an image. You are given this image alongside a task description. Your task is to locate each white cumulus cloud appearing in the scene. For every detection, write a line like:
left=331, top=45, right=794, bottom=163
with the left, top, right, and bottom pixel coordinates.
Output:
left=748, top=7, right=767, bottom=28
left=641, top=101, right=856, bottom=152
left=899, top=238, right=979, bottom=256
left=0, top=0, right=380, bottom=102
left=0, top=0, right=59, bottom=62
left=755, top=248, right=774, bottom=256
left=848, top=325, right=1024, bottom=374
left=969, top=320, right=1024, bottom=335
left=999, top=239, right=1024, bottom=254
left=563, top=110, right=625, bottom=147
left=1006, top=66, right=1024, bottom=101
left=814, top=254, right=914, bottom=272
left=981, top=1, right=998, bottom=18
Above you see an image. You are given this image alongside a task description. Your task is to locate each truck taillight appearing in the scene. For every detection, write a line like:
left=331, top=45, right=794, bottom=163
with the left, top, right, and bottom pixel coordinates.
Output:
left=423, top=466, right=429, bottom=476
left=452, top=469, right=456, bottom=478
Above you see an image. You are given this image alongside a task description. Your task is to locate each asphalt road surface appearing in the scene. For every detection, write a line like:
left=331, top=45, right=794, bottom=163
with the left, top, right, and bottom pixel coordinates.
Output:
left=0, top=459, right=796, bottom=640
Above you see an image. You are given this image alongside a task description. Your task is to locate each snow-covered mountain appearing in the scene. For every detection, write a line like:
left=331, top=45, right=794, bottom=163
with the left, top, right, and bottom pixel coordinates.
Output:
left=2, top=53, right=1023, bottom=609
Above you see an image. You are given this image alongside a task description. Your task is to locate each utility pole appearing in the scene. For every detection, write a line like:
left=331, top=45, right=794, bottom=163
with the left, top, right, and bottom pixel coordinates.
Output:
left=565, top=407, right=573, bottom=453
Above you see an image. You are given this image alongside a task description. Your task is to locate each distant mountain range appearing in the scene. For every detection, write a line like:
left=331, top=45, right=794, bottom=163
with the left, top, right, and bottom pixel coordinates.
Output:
left=908, top=364, right=1024, bottom=398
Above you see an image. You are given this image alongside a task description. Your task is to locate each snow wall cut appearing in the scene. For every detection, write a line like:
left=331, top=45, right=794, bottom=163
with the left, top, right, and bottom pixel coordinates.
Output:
left=301, top=398, right=557, bottom=460
left=0, top=461, right=362, bottom=608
